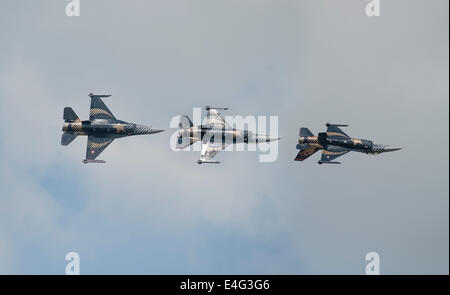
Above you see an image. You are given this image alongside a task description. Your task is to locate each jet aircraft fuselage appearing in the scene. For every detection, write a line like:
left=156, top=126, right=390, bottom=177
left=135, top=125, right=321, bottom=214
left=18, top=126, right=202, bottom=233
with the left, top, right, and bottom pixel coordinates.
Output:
left=177, top=106, right=280, bottom=164
left=295, top=123, right=401, bottom=164
left=61, top=93, right=163, bottom=163
left=62, top=119, right=156, bottom=138
left=178, top=126, right=276, bottom=145
left=298, top=134, right=398, bottom=155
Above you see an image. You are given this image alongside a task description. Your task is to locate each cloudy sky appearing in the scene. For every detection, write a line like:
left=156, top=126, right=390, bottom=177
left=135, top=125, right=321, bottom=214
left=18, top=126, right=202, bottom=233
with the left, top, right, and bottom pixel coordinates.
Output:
left=0, top=0, right=448, bottom=274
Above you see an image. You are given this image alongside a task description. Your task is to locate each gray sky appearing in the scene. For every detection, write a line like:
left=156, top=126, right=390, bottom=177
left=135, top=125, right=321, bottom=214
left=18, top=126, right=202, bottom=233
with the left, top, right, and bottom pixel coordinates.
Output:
left=0, top=0, right=448, bottom=274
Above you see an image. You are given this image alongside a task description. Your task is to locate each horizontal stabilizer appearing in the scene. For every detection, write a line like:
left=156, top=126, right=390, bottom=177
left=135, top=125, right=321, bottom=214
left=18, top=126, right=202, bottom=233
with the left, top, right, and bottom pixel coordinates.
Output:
left=176, top=137, right=200, bottom=149
left=61, top=132, right=78, bottom=146
left=179, top=115, right=193, bottom=128
left=299, top=127, right=314, bottom=137
left=64, top=107, right=79, bottom=122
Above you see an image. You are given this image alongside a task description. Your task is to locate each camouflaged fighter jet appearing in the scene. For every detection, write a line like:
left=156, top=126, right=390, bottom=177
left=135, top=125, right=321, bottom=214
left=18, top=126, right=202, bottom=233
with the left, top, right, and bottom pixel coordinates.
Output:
left=294, top=123, right=401, bottom=164
left=61, top=93, right=164, bottom=163
left=176, top=106, right=281, bottom=164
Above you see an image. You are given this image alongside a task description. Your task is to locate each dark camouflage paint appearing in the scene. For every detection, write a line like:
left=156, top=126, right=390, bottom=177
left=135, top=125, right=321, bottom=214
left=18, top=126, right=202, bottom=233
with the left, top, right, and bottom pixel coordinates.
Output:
left=61, top=93, right=163, bottom=163
left=295, top=124, right=401, bottom=164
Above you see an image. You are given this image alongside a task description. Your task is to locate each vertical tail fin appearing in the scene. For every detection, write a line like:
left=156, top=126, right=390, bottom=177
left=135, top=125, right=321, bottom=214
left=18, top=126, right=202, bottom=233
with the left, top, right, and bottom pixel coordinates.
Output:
left=64, top=107, right=79, bottom=122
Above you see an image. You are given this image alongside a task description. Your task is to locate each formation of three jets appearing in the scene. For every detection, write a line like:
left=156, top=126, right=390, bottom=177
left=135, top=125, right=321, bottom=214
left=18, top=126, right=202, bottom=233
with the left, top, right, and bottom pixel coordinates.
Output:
left=61, top=94, right=401, bottom=164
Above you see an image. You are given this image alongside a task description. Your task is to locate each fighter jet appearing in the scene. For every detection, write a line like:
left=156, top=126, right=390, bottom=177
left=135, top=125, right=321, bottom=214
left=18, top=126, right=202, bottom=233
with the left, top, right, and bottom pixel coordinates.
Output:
left=294, top=123, right=401, bottom=164
left=176, top=106, right=281, bottom=164
left=61, top=93, right=164, bottom=163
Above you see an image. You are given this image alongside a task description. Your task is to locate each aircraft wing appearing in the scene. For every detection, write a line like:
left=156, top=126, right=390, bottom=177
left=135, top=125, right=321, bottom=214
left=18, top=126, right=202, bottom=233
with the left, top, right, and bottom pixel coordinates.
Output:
left=89, top=94, right=116, bottom=121
left=205, top=108, right=230, bottom=128
left=84, top=136, right=114, bottom=162
left=198, top=138, right=227, bottom=164
left=319, top=146, right=349, bottom=164
left=294, top=145, right=321, bottom=161
left=326, top=125, right=350, bottom=140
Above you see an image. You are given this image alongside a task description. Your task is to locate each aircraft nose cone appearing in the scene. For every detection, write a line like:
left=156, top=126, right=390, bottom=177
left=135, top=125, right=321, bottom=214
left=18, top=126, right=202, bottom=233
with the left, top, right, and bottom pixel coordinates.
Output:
left=384, top=147, right=402, bottom=152
left=133, top=124, right=163, bottom=135
left=150, top=128, right=164, bottom=134
left=266, top=136, right=282, bottom=142
left=257, top=135, right=281, bottom=143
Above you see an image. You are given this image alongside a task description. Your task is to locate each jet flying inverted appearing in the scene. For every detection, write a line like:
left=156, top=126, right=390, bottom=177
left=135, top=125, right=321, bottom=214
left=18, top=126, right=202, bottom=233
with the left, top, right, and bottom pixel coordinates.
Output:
left=61, top=93, right=164, bottom=163
left=294, top=123, right=401, bottom=164
left=177, top=106, right=281, bottom=164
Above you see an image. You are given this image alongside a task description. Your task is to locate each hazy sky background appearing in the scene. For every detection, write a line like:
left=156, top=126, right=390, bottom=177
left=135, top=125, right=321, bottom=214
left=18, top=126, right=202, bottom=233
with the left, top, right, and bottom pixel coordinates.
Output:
left=0, top=0, right=448, bottom=274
